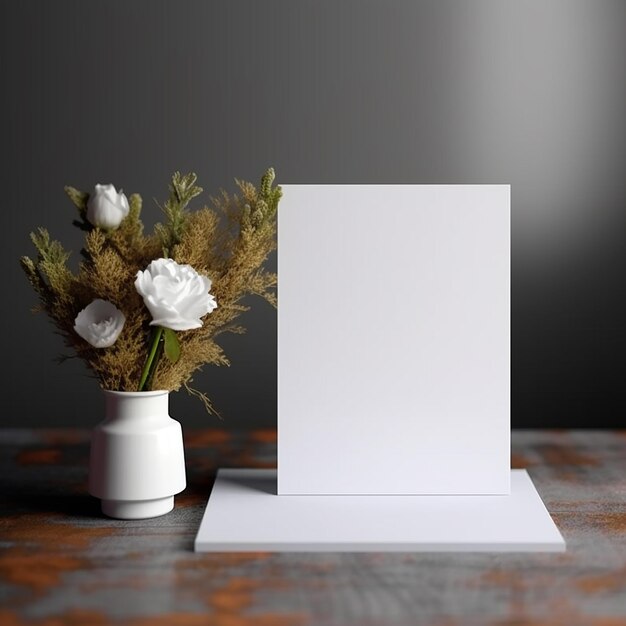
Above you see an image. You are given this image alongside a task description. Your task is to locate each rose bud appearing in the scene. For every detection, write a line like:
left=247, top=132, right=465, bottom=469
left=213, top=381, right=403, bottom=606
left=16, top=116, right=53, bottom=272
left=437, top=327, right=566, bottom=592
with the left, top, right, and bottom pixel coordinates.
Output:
left=86, top=184, right=130, bottom=230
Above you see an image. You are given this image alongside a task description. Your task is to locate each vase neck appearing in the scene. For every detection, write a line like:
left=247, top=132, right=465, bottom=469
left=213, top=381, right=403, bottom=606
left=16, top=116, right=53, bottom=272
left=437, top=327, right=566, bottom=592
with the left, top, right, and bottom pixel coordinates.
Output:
left=103, top=391, right=169, bottom=421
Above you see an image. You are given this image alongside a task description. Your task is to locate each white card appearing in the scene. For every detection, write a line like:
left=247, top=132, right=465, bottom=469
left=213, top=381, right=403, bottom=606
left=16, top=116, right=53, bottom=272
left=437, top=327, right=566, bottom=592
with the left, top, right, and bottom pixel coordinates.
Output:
left=278, top=185, right=510, bottom=495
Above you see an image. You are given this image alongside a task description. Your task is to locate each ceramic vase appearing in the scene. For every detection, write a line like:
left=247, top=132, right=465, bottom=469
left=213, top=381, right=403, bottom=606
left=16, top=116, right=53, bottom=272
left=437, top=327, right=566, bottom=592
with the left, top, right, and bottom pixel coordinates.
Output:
left=88, top=390, right=186, bottom=519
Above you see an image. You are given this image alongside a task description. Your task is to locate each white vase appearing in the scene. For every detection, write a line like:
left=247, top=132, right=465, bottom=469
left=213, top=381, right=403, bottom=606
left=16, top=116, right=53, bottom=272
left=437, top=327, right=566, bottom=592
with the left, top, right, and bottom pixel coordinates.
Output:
left=88, top=390, right=186, bottom=519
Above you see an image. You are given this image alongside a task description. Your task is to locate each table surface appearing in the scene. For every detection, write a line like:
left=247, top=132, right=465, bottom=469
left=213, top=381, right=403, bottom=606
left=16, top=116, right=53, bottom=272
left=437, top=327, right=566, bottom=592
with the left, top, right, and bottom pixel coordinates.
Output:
left=0, top=429, right=624, bottom=626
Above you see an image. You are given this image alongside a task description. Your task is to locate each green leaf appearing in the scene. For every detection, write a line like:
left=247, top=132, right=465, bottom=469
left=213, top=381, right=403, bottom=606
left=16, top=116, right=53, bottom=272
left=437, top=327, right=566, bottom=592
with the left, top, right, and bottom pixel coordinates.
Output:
left=163, top=328, right=181, bottom=363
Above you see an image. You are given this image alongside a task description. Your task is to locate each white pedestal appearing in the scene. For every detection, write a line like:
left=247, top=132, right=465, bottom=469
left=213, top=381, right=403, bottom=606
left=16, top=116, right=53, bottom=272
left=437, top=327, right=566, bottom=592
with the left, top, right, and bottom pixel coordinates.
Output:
left=194, top=469, right=565, bottom=552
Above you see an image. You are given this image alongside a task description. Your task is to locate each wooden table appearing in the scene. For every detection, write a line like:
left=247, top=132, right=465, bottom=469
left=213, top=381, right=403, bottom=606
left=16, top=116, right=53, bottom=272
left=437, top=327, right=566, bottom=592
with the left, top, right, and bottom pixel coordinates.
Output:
left=1, top=429, right=624, bottom=626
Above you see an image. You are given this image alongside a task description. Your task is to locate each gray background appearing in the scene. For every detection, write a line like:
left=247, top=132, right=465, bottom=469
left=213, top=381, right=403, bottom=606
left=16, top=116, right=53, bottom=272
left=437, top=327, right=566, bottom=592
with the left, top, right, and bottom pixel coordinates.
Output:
left=2, top=1, right=625, bottom=429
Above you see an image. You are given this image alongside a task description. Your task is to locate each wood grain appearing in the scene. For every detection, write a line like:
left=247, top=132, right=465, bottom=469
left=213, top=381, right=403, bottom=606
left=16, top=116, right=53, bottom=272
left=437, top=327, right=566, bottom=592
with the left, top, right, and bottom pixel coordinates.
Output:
left=0, top=429, right=624, bottom=626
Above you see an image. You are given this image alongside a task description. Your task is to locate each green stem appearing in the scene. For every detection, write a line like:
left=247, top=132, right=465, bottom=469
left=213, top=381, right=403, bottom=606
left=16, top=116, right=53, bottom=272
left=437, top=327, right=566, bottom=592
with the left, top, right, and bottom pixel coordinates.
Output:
left=139, top=326, right=163, bottom=391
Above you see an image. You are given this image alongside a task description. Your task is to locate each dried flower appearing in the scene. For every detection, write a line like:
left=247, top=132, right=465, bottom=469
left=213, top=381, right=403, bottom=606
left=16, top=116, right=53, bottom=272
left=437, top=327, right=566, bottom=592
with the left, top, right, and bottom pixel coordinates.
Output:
left=21, top=169, right=279, bottom=413
left=74, top=299, right=126, bottom=348
left=87, top=184, right=129, bottom=230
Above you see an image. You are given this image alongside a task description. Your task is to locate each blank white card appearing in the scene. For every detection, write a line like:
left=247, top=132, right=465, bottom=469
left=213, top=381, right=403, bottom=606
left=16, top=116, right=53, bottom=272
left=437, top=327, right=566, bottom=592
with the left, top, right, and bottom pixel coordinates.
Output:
left=278, top=186, right=510, bottom=495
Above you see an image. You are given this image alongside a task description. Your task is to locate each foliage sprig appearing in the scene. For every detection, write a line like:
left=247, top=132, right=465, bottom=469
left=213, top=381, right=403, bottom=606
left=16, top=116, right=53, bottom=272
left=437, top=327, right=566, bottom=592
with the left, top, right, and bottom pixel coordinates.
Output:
left=21, top=169, right=280, bottom=414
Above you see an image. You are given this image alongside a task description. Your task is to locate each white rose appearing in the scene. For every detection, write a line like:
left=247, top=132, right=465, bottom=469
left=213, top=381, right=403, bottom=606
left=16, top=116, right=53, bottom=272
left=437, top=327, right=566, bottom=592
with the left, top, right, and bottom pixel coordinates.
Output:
left=86, top=184, right=129, bottom=230
left=135, top=258, right=217, bottom=331
left=74, top=299, right=126, bottom=348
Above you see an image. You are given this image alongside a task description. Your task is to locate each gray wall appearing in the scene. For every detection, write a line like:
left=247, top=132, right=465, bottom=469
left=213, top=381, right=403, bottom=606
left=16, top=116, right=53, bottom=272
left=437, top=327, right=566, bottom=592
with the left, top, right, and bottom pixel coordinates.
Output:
left=3, top=1, right=625, bottom=429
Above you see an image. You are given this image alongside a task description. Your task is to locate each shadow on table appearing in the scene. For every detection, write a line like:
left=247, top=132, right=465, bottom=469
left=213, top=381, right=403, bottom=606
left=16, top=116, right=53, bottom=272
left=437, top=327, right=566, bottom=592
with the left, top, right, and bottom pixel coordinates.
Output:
left=219, top=471, right=277, bottom=495
left=4, top=490, right=102, bottom=518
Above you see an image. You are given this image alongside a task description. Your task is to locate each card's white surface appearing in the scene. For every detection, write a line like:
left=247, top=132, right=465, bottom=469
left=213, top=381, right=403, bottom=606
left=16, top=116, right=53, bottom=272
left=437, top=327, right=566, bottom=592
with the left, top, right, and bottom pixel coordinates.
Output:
left=278, top=185, right=510, bottom=495
left=194, top=469, right=565, bottom=552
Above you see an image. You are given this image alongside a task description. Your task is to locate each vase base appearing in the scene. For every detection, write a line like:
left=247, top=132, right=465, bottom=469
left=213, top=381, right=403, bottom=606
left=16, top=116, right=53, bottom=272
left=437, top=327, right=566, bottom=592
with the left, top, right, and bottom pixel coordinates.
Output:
left=101, top=496, right=174, bottom=519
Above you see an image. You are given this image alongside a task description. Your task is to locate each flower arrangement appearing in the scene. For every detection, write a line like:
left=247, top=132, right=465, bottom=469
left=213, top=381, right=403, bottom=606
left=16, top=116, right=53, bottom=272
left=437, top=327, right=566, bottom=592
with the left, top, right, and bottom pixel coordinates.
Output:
left=21, top=169, right=280, bottom=413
